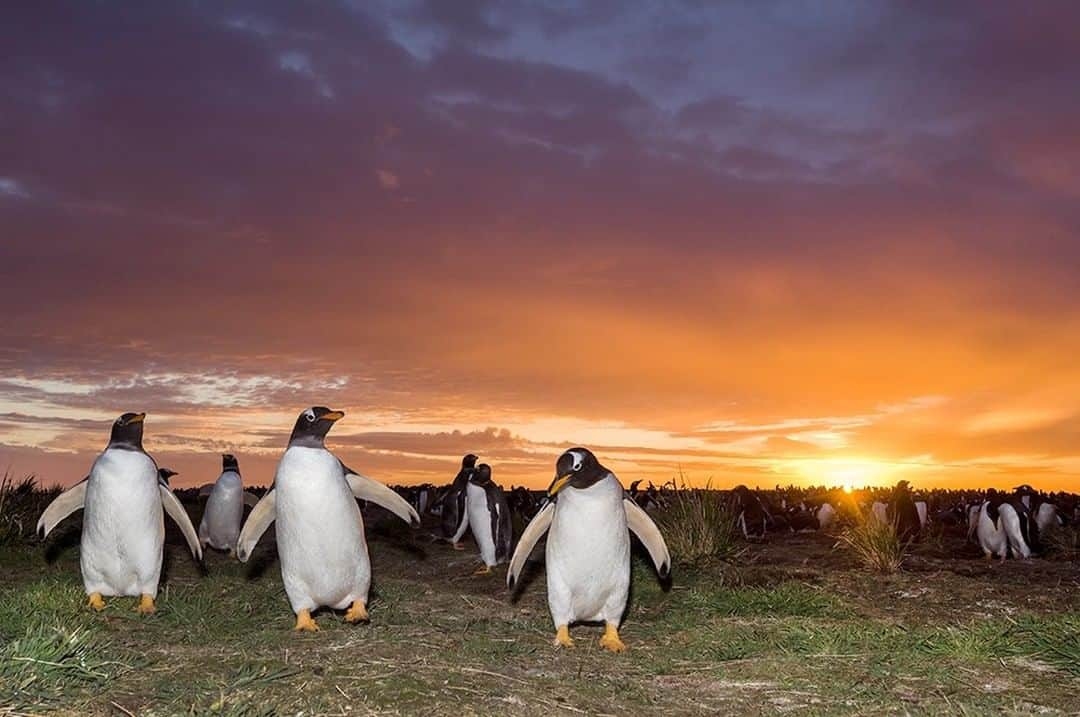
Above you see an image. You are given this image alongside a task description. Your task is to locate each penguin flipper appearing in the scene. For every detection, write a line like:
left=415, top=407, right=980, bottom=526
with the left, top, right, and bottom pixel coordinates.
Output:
left=236, top=489, right=276, bottom=562
left=36, top=478, right=88, bottom=539
left=242, top=491, right=260, bottom=509
left=344, top=471, right=420, bottom=526
left=159, top=484, right=203, bottom=561
left=198, top=483, right=214, bottom=498
left=624, top=498, right=671, bottom=578
left=507, top=502, right=555, bottom=591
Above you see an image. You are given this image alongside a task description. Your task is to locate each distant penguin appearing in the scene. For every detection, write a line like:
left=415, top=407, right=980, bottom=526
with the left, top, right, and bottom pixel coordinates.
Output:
left=449, top=463, right=512, bottom=574
left=976, top=490, right=1032, bottom=560
left=36, top=412, right=202, bottom=613
left=733, top=485, right=769, bottom=539
left=871, top=501, right=888, bottom=525
left=1034, top=502, right=1062, bottom=534
left=236, top=407, right=420, bottom=631
left=507, top=448, right=670, bottom=652
left=158, top=468, right=178, bottom=485
left=440, top=454, right=477, bottom=543
left=198, top=454, right=258, bottom=555
left=815, top=502, right=837, bottom=530
left=889, top=481, right=921, bottom=542
left=966, top=501, right=982, bottom=541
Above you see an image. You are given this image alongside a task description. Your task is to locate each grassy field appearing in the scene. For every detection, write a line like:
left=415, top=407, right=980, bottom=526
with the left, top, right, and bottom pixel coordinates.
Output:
left=1, top=502, right=1078, bottom=716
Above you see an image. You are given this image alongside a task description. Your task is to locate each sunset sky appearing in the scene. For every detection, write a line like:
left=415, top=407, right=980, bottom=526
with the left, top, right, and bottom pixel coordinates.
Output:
left=2, top=2, right=1079, bottom=492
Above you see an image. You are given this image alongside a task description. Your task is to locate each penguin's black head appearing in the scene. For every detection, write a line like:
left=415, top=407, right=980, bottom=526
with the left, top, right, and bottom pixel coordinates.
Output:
left=288, top=406, right=344, bottom=447
left=548, top=447, right=606, bottom=497
left=158, top=467, right=178, bottom=484
left=109, top=412, right=146, bottom=450
left=470, top=463, right=492, bottom=485
left=462, top=453, right=478, bottom=469
left=222, top=453, right=240, bottom=472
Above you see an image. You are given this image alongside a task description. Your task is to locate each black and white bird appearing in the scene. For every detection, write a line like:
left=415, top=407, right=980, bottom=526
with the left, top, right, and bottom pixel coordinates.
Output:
left=198, top=453, right=258, bottom=555
left=440, top=454, right=477, bottom=544
left=37, top=412, right=202, bottom=613
left=236, top=407, right=420, bottom=631
left=449, top=463, right=513, bottom=574
left=507, top=448, right=670, bottom=652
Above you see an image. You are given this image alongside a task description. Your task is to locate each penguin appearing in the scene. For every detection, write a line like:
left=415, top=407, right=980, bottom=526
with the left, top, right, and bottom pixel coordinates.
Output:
left=1034, top=501, right=1063, bottom=534
left=198, top=453, right=258, bottom=555
left=236, top=407, right=420, bottom=631
left=449, top=463, right=512, bottom=574
left=36, top=412, right=202, bottom=613
left=506, top=448, right=670, bottom=652
left=158, top=468, right=178, bottom=485
left=815, top=502, right=837, bottom=530
left=976, top=490, right=1033, bottom=560
left=733, top=485, right=769, bottom=539
left=889, top=481, right=922, bottom=542
left=439, top=454, right=477, bottom=545
left=871, top=501, right=888, bottom=525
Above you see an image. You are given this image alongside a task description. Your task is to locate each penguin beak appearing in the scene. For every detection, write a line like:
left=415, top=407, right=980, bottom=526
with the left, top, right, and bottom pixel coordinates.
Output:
left=126, top=413, right=146, bottom=425
left=547, top=473, right=573, bottom=497
left=322, top=410, right=345, bottom=422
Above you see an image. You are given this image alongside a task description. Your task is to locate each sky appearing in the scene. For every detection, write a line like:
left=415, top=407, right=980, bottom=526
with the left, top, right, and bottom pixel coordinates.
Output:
left=2, top=1, right=1079, bottom=492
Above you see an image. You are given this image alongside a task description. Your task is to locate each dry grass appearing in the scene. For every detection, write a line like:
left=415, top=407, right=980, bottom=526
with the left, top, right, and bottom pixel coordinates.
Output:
left=653, top=477, right=741, bottom=566
left=834, top=509, right=908, bottom=573
left=1042, top=523, right=1080, bottom=560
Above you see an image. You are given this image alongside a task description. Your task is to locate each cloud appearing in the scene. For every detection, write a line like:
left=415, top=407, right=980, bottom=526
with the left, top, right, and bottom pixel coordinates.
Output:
left=2, top=2, right=1080, bottom=491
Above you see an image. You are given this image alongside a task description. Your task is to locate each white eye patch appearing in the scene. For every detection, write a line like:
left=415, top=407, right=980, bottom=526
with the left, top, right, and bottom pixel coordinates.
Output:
left=304, top=409, right=316, bottom=422
left=569, top=450, right=584, bottom=471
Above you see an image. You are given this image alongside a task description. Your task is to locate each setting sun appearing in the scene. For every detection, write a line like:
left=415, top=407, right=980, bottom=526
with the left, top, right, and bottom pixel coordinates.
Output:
left=779, top=457, right=900, bottom=491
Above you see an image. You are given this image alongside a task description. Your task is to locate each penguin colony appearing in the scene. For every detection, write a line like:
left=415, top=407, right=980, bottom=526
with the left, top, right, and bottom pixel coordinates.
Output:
left=36, top=410, right=1075, bottom=647
left=37, top=409, right=670, bottom=651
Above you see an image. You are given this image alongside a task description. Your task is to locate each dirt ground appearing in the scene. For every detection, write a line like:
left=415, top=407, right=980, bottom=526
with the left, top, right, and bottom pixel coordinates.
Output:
left=1, top=505, right=1078, bottom=716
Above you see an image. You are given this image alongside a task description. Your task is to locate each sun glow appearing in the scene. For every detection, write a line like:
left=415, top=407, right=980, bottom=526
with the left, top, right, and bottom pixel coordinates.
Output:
left=779, top=457, right=897, bottom=490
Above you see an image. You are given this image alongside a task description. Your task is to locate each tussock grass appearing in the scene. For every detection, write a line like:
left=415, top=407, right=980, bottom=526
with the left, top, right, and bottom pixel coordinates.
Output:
left=0, top=473, right=60, bottom=545
left=1041, top=523, right=1080, bottom=560
left=834, top=510, right=908, bottom=573
left=654, top=477, right=740, bottom=565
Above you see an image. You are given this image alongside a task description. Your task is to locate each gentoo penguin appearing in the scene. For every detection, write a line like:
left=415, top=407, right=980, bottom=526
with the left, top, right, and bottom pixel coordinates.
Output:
left=449, top=463, right=512, bottom=574
left=733, top=485, right=769, bottom=539
left=36, top=412, right=202, bottom=613
left=158, top=468, right=178, bottom=485
left=440, top=454, right=477, bottom=544
left=976, top=490, right=1033, bottom=560
left=198, top=454, right=258, bottom=555
left=1034, top=502, right=1063, bottom=534
left=236, top=407, right=420, bottom=631
left=815, top=502, right=837, bottom=530
left=507, top=448, right=670, bottom=652
left=889, top=481, right=921, bottom=542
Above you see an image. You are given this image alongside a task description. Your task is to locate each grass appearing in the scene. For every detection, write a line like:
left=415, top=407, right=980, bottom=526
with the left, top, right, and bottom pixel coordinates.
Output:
left=0, top=473, right=60, bottom=546
left=653, top=477, right=740, bottom=566
left=834, top=509, right=908, bottom=573
left=0, top=484, right=1077, bottom=714
left=0, top=619, right=133, bottom=712
left=1042, top=523, right=1080, bottom=560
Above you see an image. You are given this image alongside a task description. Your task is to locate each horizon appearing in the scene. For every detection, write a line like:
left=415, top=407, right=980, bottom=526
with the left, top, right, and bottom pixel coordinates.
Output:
left=3, top=2, right=1080, bottom=493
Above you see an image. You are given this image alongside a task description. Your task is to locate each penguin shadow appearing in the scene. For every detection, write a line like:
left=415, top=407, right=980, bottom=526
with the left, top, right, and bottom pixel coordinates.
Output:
left=368, top=517, right=429, bottom=561
left=42, top=523, right=82, bottom=563
left=244, top=546, right=280, bottom=581
left=631, top=540, right=674, bottom=593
